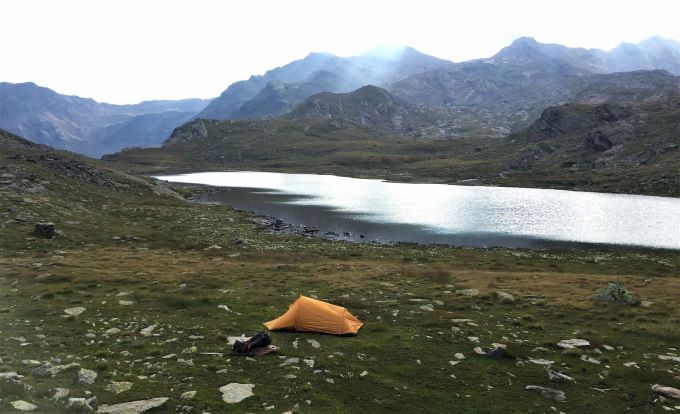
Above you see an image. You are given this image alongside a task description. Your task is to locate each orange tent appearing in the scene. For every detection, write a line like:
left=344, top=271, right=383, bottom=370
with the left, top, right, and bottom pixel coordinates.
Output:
left=264, top=295, right=363, bottom=335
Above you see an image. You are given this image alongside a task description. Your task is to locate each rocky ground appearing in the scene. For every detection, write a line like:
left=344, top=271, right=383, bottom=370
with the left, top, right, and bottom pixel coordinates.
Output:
left=1, top=131, right=680, bottom=413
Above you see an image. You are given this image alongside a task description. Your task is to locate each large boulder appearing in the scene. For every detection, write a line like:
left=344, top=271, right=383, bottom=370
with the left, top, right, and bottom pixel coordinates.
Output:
left=592, top=282, right=639, bottom=306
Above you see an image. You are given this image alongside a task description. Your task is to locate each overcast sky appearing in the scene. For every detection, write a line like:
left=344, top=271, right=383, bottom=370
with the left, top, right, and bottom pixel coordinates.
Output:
left=2, top=0, right=679, bottom=104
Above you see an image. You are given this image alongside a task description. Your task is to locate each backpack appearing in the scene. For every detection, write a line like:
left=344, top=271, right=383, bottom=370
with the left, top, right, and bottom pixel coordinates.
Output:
left=233, top=331, right=272, bottom=354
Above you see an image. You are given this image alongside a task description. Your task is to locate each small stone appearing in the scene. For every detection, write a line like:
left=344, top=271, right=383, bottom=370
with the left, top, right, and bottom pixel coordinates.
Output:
left=557, top=339, right=590, bottom=349
left=495, top=291, right=515, bottom=303
left=51, top=388, right=70, bottom=400
left=104, top=328, right=121, bottom=335
left=306, top=339, right=320, bottom=349
left=140, top=324, right=157, bottom=337
left=525, top=385, right=566, bottom=402
left=580, top=355, right=601, bottom=364
left=360, top=371, right=368, bottom=377
left=34, top=222, right=55, bottom=238
left=180, top=391, right=197, bottom=400
left=118, top=300, right=134, bottom=306
left=548, top=369, right=575, bottom=382
left=10, top=400, right=37, bottom=411
left=455, top=353, right=465, bottom=360
left=219, top=383, right=254, bottom=403
left=420, top=304, right=434, bottom=312
left=64, top=307, right=86, bottom=316
left=77, top=368, right=98, bottom=385
left=105, top=381, right=134, bottom=394
left=529, top=359, right=555, bottom=365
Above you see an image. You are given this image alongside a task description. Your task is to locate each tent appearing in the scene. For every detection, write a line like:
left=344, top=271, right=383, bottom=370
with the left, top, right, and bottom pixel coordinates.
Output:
left=264, top=295, right=363, bottom=335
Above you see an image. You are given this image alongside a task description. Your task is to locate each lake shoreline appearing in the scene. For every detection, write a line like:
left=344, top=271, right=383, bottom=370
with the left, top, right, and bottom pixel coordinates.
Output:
left=182, top=184, right=678, bottom=254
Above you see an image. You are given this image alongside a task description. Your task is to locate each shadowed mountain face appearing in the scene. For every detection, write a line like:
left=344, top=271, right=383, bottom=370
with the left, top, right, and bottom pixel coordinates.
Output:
left=0, top=82, right=211, bottom=157
left=285, top=85, right=456, bottom=137
left=196, top=47, right=452, bottom=120
left=389, top=37, right=680, bottom=136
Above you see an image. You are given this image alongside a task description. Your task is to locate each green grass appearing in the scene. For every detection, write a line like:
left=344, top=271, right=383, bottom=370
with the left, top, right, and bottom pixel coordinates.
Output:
left=1, top=131, right=680, bottom=412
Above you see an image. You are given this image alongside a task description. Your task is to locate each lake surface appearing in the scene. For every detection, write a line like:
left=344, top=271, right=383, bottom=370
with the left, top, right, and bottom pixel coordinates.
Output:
left=157, top=171, right=680, bottom=250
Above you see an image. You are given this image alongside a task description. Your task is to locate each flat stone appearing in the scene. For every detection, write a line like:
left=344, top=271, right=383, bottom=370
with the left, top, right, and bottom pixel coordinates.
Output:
left=77, top=368, right=98, bottom=385
left=580, top=355, right=601, bottom=364
left=180, top=391, right=197, bottom=400
left=118, top=300, right=134, bottom=306
left=526, top=385, right=566, bottom=402
left=548, top=369, right=575, bottom=382
left=529, top=359, right=555, bottom=365
left=51, top=388, right=70, bottom=401
left=496, top=291, right=515, bottom=302
left=557, top=339, right=590, bottom=349
left=140, top=324, right=157, bottom=337
left=306, top=339, right=321, bottom=349
left=105, top=381, right=133, bottom=394
left=456, top=289, right=479, bottom=296
left=10, top=400, right=37, bottom=411
left=219, top=383, right=254, bottom=403
left=64, top=307, right=86, bottom=316
left=97, top=397, right=169, bottom=413
left=652, top=384, right=680, bottom=399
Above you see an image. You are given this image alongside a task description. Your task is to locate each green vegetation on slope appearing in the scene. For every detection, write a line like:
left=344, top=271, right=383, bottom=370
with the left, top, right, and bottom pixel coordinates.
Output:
left=106, top=106, right=680, bottom=197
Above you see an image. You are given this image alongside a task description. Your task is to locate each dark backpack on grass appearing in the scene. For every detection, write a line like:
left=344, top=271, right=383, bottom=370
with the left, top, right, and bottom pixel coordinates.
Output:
left=233, top=331, right=272, bottom=354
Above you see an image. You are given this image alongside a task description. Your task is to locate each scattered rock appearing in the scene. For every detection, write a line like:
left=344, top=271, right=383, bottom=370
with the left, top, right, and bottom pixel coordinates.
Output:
left=219, top=383, right=254, bottom=403
left=419, top=304, right=434, bottom=312
left=548, top=369, right=575, bottom=383
left=557, top=339, right=590, bottom=349
left=455, top=353, right=465, bottom=360
left=51, top=388, right=70, bottom=400
left=77, top=368, right=98, bottom=385
left=580, top=355, right=601, bottom=364
left=105, top=381, right=133, bottom=394
left=592, top=282, right=639, bottom=306
left=97, top=397, right=169, bottom=413
left=652, top=384, right=680, bottom=399
left=104, top=328, right=121, bottom=335
left=495, top=291, right=515, bottom=303
left=658, top=355, right=680, bottom=363
left=526, top=385, right=566, bottom=402
left=180, top=391, right=197, bottom=400
left=456, top=289, right=479, bottom=296
left=306, top=339, right=321, bottom=349
left=118, top=300, right=134, bottom=306
left=64, top=307, right=86, bottom=317
left=10, top=400, right=37, bottom=411
left=140, top=324, right=157, bottom=337
left=33, top=222, right=55, bottom=238
left=217, top=305, right=232, bottom=313
left=529, top=359, right=555, bottom=365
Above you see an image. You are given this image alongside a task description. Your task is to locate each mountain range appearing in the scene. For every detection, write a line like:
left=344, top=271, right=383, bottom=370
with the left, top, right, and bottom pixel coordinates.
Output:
left=1, top=36, right=680, bottom=159
left=0, top=82, right=211, bottom=156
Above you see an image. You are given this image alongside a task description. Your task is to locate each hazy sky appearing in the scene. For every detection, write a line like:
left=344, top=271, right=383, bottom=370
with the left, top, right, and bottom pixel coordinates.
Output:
left=2, top=0, right=679, bottom=104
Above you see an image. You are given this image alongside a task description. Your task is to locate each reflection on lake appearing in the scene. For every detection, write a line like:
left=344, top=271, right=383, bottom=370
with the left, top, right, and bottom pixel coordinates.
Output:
left=157, top=171, right=680, bottom=250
